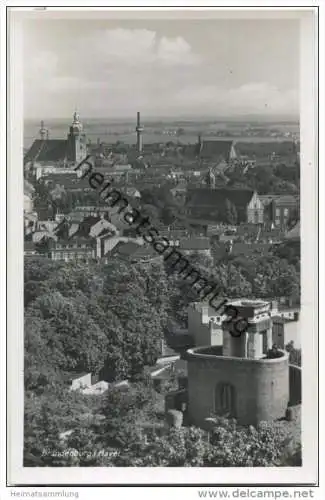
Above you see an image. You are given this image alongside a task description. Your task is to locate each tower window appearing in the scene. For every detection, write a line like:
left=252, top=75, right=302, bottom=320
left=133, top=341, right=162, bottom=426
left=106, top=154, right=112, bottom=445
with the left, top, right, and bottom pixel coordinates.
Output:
left=214, top=382, right=236, bottom=417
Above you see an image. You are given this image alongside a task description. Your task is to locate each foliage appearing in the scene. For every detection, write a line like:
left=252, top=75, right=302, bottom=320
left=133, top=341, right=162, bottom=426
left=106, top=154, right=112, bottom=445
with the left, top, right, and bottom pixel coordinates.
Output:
left=24, top=257, right=168, bottom=387
left=272, top=241, right=300, bottom=269
left=101, top=416, right=296, bottom=467
left=24, top=374, right=301, bottom=468
left=139, top=186, right=184, bottom=225
left=217, top=250, right=300, bottom=304
left=285, top=341, right=301, bottom=367
left=24, top=386, right=102, bottom=466
left=226, top=162, right=299, bottom=195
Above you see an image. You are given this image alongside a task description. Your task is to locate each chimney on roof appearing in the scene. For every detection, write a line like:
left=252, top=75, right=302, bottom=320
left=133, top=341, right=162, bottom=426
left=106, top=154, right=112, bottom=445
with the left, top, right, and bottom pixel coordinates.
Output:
left=198, top=133, right=203, bottom=155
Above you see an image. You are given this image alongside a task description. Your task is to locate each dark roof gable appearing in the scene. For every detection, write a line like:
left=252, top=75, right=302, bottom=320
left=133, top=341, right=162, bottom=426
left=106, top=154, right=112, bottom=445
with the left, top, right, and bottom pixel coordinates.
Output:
left=186, top=188, right=255, bottom=210
left=199, top=140, right=234, bottom=161
left=24, top=139, right=69, bottom=164
left=235, top=141, right=298, bottom=158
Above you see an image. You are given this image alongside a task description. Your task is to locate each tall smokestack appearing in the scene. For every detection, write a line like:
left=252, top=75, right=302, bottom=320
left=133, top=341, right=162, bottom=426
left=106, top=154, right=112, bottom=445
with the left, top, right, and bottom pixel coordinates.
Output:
left=136, top=111, right=143, bottom=153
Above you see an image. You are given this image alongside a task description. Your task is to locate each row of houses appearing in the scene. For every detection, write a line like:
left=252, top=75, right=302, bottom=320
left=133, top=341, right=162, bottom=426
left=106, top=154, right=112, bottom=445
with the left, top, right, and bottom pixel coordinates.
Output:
left=185, top=187, right=299, bottom=228
left=24, top=208, right=215, bottom=263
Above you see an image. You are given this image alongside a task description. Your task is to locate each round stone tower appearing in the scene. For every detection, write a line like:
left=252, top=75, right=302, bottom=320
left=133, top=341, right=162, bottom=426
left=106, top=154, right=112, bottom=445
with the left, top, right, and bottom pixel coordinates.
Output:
left=186, top=299, right=289, bottom=427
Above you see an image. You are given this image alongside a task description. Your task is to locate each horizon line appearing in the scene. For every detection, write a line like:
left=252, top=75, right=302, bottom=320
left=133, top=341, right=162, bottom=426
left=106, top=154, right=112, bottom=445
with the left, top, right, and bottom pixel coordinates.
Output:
left=24, top=115, right=300, bottom=123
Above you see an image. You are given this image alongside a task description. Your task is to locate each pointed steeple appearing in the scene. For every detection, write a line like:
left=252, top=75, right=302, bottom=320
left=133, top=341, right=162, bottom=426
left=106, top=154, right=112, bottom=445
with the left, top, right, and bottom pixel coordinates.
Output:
left=71, top=110, right=83, bottom=135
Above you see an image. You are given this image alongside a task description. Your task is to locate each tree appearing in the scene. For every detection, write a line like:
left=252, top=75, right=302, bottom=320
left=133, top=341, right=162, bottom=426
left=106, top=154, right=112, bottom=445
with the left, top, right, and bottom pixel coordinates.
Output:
left=99, top=261, right=166, bottom=378
left=27, top=291, right=109, bottom=374
left=34, top=236, right=52, bottom=256
left=225, top=198, right=238, bottom=225
left=24, top=315, right=60, bottom=391
left=24, top=280, right=52, bottom=308
left=285, top=341, right=301, bottom=367
left=24, top=257, right=60, bottom=284
left=24, top=386, right=101, bottom=466
left=100, top=416, right=297, bottom=467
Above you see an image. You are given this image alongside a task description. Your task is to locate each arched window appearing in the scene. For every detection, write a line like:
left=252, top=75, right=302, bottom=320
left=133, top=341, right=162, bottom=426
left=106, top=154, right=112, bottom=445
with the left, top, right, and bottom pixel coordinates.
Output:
left=214, top=382, right=236, bottom=417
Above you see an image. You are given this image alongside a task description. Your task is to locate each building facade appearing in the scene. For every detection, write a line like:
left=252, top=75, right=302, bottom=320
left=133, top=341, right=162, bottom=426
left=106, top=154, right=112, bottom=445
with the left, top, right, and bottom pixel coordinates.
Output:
left=247, top=191, right=264, bottom=224
left=261, top=195, right=298, bottom=228
left=272, top=315, right=301, bottom=349
left=50, top=238, right=96, bottom=261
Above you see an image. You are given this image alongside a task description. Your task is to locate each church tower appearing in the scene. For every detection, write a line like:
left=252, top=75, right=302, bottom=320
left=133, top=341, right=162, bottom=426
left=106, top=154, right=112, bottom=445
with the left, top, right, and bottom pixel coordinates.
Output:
left=67, top=111, right=87, bottom=163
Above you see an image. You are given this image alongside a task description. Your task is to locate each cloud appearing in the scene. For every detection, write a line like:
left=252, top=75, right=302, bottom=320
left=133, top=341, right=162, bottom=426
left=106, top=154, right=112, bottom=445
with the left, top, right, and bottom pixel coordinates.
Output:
left=24, top=27, right=298, bottom=119
left=24, top=28, right=202, bottom=116
left=157, top=36, right=197, bottom=65
left=65, top=28, right=199, bottom=71
left=174, top=83, right=299, bottom=116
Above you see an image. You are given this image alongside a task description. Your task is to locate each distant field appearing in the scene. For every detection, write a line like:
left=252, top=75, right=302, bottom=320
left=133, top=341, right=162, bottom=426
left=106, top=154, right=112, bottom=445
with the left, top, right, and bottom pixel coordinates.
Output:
left=24, top=120, right=299, bottom=149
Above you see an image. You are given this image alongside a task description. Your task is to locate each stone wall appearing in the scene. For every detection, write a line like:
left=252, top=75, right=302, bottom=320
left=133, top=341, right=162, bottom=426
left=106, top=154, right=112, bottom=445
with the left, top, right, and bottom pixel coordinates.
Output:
left=186, top=347, right=289, bottom=427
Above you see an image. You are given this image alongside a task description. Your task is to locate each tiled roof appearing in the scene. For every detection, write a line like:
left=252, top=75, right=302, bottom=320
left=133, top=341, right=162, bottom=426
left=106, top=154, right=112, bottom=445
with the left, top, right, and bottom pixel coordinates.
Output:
left=186, top=187, right=254, bottom=211
left=24, top=241, right=36, bottom=251
left=259, top=195, right=276, bottom=206
left=43, top=173, right=78, bottom=186
left=111, top=241, right=142, bottom=257
left=54, top=236, right=96, bottom=247
left=68, top=223, right=79, bottom=238
left=97, top=226, right=118, bottom=238
left=272, top=316, right=288, bottom=325
left=61, top=178, right=92, bottom=191
left=235, top=141, right=298, bottom=158
left=273, top=195, right=298, bottom=206
left=231, top=242, right=271, bottom=256
left=90, top=219, right=117, bottom=237
left=125, top=187, right=141, bottom=197
left=74, top=216, right=101, bottom=237
left=181, top=143, right=201, bottom=158
left=159, top=229, right=189, bottom=239
left=285, top=221, right=300, bottom=239
left=199, top=140, right=234, bottom=161
left=111, top=241, right=159, bottom=261
left=24, top=139, right=69, bottom=164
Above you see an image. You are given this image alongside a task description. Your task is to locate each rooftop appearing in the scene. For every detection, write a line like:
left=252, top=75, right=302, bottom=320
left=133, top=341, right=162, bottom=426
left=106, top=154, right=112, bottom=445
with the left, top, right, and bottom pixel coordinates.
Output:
left=24, top=139, right=69, bottom=164
left=186, top=346, right=288, bottom=363
left=186, top=187, right=255, bottom=212
left=235, top=300, right=269, bottom=307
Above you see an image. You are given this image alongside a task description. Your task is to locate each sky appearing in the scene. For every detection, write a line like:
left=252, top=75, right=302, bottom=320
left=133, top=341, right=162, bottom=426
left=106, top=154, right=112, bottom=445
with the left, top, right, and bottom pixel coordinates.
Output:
left=23, top=16, right=300, bottom=120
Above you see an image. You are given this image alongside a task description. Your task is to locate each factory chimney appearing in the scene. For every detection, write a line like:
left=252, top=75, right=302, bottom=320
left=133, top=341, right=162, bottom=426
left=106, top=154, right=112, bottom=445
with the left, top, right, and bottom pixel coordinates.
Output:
left=136, top=111, right=143, bottom=153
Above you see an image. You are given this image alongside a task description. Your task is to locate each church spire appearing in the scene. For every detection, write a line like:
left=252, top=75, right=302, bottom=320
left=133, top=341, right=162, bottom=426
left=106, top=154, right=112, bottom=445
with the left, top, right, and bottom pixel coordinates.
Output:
left=71, top=110, right=83, bottom=135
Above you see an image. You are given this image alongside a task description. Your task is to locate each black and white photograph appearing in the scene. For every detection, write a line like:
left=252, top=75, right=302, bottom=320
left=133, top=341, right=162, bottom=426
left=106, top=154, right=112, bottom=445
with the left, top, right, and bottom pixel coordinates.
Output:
left=5, top=5, right=319, bottom=489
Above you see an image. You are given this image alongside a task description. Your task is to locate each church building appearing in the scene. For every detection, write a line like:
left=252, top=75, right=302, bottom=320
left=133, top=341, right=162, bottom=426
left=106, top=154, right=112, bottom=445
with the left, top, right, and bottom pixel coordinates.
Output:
left=24, top=112, right=87, bottom=166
